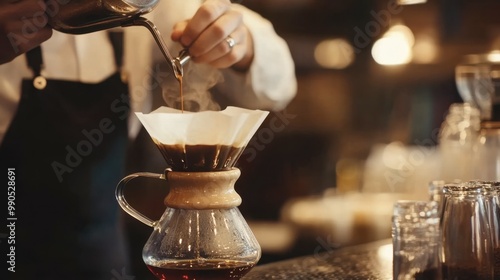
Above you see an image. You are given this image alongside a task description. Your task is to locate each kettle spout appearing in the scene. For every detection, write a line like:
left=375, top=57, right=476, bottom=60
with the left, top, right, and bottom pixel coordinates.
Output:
left=173, top=49, right=191, bottom=78
left=122, top=17, right=191, bottom=78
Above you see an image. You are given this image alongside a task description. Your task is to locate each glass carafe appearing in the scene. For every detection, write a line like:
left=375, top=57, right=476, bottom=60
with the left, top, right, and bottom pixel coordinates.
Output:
left=116, top=168, right=261, bottom=280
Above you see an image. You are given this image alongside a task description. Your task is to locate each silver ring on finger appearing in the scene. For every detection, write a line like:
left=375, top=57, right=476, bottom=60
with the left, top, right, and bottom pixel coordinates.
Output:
left=226, top=35, right=236, bottom=50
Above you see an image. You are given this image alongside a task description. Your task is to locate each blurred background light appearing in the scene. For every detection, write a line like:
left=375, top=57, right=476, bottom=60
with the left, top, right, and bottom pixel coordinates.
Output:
left=412, top=33, right=438, bottom=64
left=314, top=38, right=355, bottom=69
left=397, top=0, right=427, bottom=5
left=487, top=50, right=500, bottom=63
left=385, top=25, right=415, bottom=47
left=372, top=24, right=414, bottom=66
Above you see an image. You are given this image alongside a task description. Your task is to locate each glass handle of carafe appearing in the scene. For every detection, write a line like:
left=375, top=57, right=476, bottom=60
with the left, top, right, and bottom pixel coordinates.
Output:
left=115, top=172, right=165, bottom=227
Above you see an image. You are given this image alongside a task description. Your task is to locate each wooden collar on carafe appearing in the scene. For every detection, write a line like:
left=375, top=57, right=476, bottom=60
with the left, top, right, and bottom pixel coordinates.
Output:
left=163, top=168, right=242, bottom=210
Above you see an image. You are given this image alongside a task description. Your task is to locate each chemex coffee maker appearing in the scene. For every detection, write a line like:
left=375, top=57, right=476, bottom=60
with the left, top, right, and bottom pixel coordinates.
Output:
left=115, top=106, right=268, bottom=279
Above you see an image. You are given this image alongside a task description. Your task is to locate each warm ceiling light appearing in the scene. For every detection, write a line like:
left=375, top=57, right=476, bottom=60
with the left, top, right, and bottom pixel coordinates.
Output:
left=487, top=50, right=500, bottom=63
left=386, top=25, right=415, bottom=47
left=372, top=25, right=414, bottom=66
left=372, top=36, right=412, bottom=65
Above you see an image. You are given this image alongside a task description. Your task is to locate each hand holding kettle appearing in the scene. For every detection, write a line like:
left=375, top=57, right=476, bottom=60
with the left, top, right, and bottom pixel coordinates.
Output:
left=0, top=0, right=52, bottom=64
left=0, top=0, right=255, bottom=72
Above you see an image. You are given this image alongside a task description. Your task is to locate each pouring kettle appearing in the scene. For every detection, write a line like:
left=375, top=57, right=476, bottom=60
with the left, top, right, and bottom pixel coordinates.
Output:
left=47, top=0, right=190, bottom=77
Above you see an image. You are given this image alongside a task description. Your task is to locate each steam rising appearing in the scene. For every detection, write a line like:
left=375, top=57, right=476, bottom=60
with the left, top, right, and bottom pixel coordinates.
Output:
left=162, top=63, right=223, bottom=112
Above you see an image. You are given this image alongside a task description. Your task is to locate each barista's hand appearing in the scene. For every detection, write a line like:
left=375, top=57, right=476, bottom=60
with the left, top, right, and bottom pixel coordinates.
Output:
left=171, top=0, right=253, bottom=71
left=0, top=0, right=52, bottom=64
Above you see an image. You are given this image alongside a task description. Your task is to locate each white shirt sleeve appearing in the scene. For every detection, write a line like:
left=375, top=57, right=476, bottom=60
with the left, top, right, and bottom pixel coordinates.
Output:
left=213, top=4, right=297, bottom=112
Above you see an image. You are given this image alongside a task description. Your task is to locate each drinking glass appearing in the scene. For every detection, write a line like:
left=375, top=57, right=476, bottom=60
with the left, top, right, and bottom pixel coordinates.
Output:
left=474, top=181, right=500, bottom=279
left=392, top=200, right=440, bottom=280
left=441, top=183, right=495, bottom=280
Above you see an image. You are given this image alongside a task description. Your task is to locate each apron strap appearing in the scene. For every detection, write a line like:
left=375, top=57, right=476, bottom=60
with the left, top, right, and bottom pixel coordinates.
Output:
left=25, top=46, right=43, bottom=77
left=107, top=31, right=127, bottom=82
left=25, top=46, right=47, bottom=90
left=108, top=31, right=124, bottom=70
left=25, top=31, right=125, bottom=77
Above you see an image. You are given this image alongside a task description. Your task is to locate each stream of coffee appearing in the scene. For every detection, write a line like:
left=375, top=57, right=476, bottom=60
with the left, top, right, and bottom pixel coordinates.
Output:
left=179, top=76, right=184, bottom=112
left=175, top=69, right=184, bottom=113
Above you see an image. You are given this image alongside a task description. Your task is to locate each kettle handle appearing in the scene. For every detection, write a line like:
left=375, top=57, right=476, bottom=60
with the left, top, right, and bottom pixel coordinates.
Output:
left=115, top=172, right=165, bottom=227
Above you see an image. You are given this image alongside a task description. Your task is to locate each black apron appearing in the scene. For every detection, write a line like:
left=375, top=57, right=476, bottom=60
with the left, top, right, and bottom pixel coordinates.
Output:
left=0, top=33, right=130, bottom=280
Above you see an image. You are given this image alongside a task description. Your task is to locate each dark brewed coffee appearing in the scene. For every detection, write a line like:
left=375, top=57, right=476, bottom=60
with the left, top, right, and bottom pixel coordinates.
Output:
left=442, top=264, right=492, bottom=280
left=154, top=142, right=244, bottom=171
left=414, top=268, right=439, bottom=280
left=495, top=248, right=500, bottom=280
left=146, top=260, right=254, bottom=280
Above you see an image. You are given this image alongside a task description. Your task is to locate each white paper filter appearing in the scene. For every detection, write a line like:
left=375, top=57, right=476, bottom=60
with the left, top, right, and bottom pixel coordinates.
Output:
left=135, top=106, right=269, bottom=147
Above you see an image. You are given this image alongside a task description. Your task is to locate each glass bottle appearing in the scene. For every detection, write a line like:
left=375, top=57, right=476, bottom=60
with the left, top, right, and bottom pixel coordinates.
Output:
left=439, top=103, right=480, bottom=181
left=468, top=57, right=500, bottom=181
left=456, top=54, right=481, bottom=106
left=440, top=183, right=495, bottom=280
left=473, top=122, right=500, bottom=181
